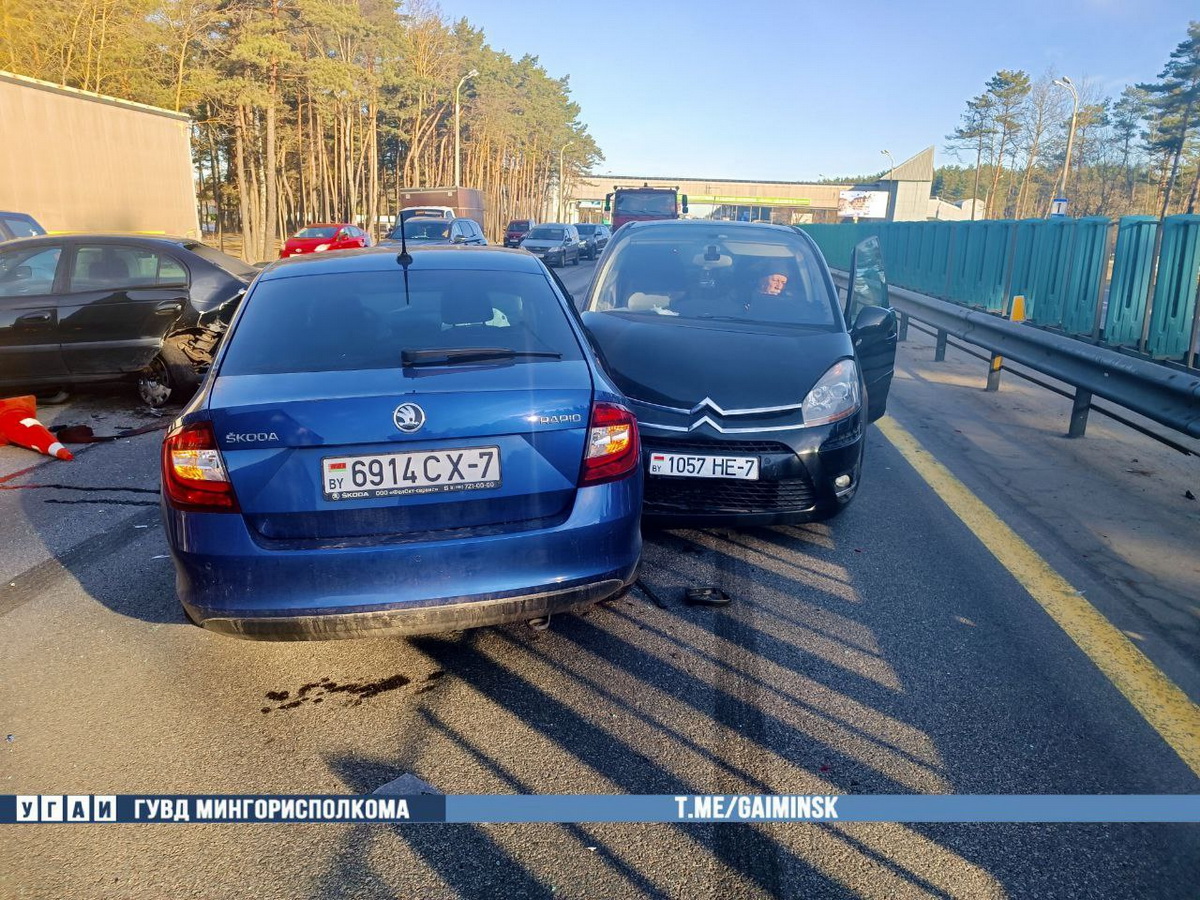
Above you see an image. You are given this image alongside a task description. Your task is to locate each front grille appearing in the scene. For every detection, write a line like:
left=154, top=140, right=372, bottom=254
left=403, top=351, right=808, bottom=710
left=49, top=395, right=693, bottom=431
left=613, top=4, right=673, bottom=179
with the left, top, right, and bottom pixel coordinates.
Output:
left=644, top=475, right=815, bottom=515
left=642, top=437, right=795, bottom=455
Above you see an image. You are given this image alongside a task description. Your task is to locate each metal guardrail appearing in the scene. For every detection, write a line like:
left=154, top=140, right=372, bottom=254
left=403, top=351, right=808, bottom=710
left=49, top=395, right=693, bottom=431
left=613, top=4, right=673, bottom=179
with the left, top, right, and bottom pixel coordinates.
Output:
left=832, top=271, right=1200, bottom=441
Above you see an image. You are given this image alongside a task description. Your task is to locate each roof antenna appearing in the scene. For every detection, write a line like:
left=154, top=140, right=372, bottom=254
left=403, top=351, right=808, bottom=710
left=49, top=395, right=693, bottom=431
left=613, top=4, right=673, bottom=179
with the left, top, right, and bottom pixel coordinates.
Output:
left=395, top=218, right=413, bottom=305
left=396, top=217, right=412, bottom=267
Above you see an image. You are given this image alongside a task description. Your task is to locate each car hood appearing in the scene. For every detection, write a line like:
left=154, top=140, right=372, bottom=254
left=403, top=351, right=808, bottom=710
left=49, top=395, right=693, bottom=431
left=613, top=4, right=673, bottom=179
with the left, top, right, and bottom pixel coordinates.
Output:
left=582, top=311, right=854, bottom=411
left=522, top=240, right=566, bottom=250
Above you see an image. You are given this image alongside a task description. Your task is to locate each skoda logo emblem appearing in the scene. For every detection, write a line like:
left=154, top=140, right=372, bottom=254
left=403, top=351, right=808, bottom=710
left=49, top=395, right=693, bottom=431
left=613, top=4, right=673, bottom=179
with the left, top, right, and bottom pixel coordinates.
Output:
left=393, top=403, right=426, bottom=434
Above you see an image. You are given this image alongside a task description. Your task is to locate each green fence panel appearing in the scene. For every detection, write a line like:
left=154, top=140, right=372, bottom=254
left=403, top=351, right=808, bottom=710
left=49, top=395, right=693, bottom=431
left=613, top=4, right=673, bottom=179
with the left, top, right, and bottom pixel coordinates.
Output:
left=979, top=220, right=1015, bottom=312
left=1104, top=217, right=1159, bottom=347
left=944, top=222, right=971, bottom=303
left=896, top=222, right=922, bottom=288
left=1061, top=217, right=1112, bottom=336
left=945, top=220, right=1011, bottom=309
left=1008, top=219, right=1041, bottom=310
left=925, top=222, right=954, bottom=297
left=1146, top=215, right=1200, bottom=360
left=799, top=223, right=857, bottom=271
left=1021, top=219, right=1076, bottom=326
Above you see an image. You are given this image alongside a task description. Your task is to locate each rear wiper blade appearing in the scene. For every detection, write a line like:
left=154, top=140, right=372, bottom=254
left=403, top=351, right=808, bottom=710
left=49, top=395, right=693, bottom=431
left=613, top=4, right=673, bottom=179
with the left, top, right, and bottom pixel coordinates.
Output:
left=401, top=347, right=562, bottom=367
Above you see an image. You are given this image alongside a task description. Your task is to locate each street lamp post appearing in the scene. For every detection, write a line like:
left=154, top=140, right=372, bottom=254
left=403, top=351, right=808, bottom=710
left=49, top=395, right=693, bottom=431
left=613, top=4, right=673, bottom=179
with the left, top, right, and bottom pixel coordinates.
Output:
left=557, top=140, right=575, bottom=221
left=881, top=150, right=896, bottom=220
left=454, top=68, right=479, bottom=188
left=880, top=149, right=895, bottom=180
left=1052, top=76, right=1079, bottom=214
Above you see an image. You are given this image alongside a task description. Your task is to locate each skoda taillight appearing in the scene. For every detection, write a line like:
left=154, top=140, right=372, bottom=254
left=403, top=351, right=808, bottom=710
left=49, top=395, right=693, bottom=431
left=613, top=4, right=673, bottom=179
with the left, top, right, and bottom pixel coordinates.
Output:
left=580, top=402, right=640, bottom=486
left=161, top=421, right=239, bottom=512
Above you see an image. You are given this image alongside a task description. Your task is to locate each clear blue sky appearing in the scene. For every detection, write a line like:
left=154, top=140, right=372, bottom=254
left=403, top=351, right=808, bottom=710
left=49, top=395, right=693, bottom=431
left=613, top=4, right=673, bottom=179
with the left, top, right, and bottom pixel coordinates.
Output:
left=437, top=0, right=1196, bottom=181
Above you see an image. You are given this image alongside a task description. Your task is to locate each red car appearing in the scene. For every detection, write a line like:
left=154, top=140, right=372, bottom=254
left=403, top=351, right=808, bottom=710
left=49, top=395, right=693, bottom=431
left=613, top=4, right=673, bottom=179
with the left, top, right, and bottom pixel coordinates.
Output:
left=279, top=223, right=372, bottom=258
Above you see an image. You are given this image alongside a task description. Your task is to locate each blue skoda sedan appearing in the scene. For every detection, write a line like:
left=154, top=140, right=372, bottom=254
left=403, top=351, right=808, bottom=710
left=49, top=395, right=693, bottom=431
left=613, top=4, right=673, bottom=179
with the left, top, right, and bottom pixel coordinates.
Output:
left=161, top=245, right=642, bottom=640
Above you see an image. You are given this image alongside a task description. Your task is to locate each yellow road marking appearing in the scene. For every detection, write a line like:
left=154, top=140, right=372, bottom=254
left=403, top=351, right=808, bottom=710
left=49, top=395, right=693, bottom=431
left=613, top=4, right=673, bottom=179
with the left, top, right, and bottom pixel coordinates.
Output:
left=878, top=416, right=1200, bottom=778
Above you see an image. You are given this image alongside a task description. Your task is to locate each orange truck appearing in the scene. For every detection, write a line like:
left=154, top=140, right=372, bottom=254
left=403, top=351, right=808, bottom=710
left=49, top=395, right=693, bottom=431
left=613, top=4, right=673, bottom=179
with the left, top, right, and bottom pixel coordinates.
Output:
left=604, top=183, right=688, bottom=231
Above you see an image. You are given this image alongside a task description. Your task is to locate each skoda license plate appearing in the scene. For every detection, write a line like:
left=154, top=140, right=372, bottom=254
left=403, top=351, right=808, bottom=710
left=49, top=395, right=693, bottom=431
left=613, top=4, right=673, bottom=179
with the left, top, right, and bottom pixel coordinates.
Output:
left=323, top=447, right=500, bottom=501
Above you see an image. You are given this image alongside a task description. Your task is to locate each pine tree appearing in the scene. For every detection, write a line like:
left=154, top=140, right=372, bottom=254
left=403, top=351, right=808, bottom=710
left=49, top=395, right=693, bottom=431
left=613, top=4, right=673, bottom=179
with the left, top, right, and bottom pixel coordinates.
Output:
left=1138, top=22, right=1200, bottom=216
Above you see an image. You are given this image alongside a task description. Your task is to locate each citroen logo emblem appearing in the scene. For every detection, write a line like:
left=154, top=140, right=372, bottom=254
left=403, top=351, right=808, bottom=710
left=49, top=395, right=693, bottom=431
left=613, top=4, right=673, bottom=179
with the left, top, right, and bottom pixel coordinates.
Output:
left=393, top=403, right=426, bottom=433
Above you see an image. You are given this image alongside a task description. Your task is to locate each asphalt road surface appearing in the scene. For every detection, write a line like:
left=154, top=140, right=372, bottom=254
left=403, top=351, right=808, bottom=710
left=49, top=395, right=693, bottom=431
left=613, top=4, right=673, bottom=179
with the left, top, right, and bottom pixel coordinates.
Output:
left=3, top=257, right=1198, bottom=899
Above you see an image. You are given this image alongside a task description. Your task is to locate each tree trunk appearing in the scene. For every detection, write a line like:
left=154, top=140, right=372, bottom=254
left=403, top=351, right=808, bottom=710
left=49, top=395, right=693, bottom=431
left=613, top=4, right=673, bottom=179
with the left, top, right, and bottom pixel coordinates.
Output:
left=234, top=105, right=254, bottom=261
left=1160, top=95, right=1196, bottom=218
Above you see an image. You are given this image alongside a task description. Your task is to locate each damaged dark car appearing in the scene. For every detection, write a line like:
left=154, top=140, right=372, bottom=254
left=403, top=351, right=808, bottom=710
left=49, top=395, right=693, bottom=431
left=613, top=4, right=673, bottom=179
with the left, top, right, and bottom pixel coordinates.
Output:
left=580, top=220, right=897, bottom=526
left=0, top=235, right=254, bottom=406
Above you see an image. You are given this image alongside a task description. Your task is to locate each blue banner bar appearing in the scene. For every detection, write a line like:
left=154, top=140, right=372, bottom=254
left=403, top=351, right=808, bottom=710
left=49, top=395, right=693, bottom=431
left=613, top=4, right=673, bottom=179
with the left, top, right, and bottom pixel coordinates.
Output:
left=4, top=794, right=1199, bottom=824
left=447, top=795, right=1200, bottom=823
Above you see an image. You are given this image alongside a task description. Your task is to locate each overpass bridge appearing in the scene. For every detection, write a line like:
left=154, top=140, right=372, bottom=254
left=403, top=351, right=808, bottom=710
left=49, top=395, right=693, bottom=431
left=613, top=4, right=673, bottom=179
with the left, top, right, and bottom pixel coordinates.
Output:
left=566, top=147, right=936, bottom=225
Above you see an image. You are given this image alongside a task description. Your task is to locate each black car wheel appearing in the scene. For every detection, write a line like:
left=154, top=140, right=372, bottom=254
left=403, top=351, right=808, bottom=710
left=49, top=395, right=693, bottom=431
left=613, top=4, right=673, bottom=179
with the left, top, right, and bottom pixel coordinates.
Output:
left=136, top=341, right=197, bottom=408
left=137, top=354, right=174, bottom=408
left=571, top=249, right=580, bottom=266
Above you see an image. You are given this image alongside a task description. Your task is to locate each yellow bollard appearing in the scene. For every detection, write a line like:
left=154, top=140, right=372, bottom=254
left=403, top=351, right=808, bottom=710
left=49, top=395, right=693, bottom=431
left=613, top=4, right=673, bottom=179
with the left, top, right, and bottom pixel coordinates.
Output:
left=988, top=295, right=1026, bottom=392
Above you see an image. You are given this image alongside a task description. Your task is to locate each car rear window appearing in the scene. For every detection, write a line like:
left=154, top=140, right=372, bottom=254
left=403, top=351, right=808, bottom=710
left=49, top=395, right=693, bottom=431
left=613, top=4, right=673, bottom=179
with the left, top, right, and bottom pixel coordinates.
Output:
left=390, top=219, right=452, bottom=240
left=1, top=215, right=44, bottom=239
left=220, top=268, right=584, bottom=375
left=184, top=242, right=259, bottom=279
left=294, top=226, right=338, bottom=239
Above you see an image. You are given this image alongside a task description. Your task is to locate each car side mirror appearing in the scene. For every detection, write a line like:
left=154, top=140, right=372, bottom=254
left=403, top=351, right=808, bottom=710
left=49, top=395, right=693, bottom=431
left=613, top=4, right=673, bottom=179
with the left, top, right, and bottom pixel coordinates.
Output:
left=12, top=265, right=32, bottom=280
left=851, top=304, right=896, bottom=342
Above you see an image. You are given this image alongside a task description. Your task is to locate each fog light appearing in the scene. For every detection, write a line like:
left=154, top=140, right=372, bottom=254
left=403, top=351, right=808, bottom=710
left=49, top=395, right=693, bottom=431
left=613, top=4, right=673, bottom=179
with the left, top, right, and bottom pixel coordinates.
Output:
left=834, top=474, right=852, bottom=490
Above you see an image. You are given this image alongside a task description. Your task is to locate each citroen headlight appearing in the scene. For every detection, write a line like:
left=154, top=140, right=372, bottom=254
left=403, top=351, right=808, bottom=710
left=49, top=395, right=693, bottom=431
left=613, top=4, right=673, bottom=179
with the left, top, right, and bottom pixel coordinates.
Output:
left=802, top=359, right=861, bottom=426
left=315, top=243, right=331, bottom=252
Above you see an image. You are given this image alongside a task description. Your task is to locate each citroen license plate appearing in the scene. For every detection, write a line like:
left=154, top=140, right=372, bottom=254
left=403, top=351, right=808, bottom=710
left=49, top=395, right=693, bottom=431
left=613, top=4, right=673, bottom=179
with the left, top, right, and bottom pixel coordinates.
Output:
left=648, top=453, right=759, bottom=480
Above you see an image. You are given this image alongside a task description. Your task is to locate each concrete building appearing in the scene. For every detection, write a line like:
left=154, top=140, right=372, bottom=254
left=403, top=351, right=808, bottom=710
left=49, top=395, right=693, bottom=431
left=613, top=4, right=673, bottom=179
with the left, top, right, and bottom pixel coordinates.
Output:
left=565, top=147, right=936, bottom=225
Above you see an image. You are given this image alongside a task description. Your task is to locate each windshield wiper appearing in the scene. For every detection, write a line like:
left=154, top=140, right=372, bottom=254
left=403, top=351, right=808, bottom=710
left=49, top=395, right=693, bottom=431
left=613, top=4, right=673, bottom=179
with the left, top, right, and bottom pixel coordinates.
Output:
left=402, top=347, right=562, bottom=367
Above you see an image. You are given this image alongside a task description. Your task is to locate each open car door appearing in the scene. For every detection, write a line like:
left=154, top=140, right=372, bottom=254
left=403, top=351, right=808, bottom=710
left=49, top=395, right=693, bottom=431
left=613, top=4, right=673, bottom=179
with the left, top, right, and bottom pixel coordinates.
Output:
left=845, top=236, right=897, bottom=423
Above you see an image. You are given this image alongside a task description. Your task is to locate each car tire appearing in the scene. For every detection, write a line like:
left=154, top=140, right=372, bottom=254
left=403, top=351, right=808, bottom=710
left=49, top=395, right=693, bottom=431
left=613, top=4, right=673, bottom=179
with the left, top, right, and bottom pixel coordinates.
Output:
left=571, top=251, right=580, bottom=266
left=136, top=340, right=197, bottom=408
left=137, top=354, right=175, bottom=408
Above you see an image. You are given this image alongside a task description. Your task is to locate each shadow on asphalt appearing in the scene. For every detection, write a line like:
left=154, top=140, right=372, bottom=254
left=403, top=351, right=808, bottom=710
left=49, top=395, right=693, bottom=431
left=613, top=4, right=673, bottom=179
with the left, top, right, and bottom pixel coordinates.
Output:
left=306, top=516, right=999, bottom=898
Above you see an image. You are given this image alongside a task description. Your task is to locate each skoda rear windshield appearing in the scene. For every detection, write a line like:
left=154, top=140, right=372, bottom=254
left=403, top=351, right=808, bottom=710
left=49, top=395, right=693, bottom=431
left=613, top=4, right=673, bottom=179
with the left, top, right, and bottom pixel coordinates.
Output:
left=220, top=269, right=584, bottom=375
